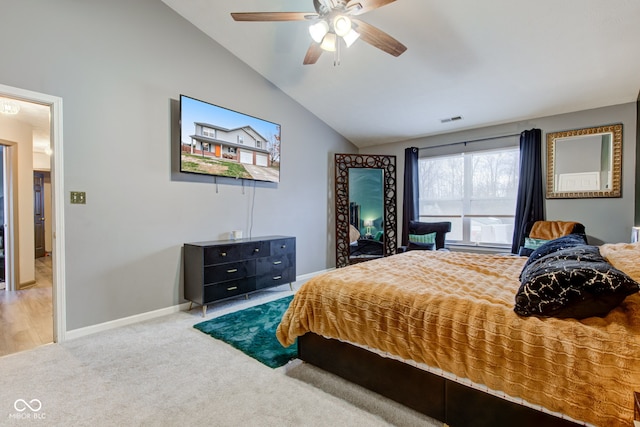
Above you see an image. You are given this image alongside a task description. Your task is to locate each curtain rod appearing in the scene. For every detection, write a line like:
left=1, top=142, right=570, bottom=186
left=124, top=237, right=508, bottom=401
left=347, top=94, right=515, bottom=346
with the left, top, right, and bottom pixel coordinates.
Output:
left=418, top=132, right=521, bottom=151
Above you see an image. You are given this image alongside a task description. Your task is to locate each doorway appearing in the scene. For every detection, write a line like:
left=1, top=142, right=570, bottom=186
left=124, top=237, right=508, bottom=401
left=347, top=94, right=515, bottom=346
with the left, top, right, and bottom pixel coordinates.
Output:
left=0, top=111, right=54, bottom=356
left=0, top=83, right=66, bottom=350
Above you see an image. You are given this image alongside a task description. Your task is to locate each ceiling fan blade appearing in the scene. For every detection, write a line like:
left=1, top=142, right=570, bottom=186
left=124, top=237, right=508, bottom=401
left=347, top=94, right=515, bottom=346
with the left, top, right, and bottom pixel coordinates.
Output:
left=231, top=12, right=317, bottom=22
left=313, top=0, right=324, bottom=14
left=346, top=0, right=396, bottom=16
left=352, top=19, right=407, bottom=57
left=303, top=43, right=323, bottom=65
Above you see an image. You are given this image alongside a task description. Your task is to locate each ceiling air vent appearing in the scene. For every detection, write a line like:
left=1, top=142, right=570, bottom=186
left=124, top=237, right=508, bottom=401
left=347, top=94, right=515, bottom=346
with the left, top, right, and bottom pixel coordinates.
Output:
left=440, top=115, right=463, bottom=124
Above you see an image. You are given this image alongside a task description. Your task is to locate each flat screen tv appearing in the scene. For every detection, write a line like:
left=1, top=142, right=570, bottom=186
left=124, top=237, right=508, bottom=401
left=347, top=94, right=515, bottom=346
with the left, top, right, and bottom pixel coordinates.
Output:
left=179, top=94, right=281, bottom=183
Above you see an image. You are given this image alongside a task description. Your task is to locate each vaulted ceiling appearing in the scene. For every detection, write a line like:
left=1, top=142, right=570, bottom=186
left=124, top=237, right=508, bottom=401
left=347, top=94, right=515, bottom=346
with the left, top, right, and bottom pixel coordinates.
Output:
left=4, top=2, right=640, bottom=150
left=170, top=1, right=638, bottom=147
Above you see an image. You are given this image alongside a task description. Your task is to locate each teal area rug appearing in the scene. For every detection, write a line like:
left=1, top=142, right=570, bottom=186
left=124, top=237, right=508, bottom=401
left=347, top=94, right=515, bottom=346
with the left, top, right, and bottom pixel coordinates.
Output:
left=193, top=295, right=297, bottom=368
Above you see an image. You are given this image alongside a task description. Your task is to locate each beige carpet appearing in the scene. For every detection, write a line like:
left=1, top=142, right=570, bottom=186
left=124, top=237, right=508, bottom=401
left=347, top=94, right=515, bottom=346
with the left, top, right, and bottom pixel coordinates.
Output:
left=0, top=288, right=441, bottom=426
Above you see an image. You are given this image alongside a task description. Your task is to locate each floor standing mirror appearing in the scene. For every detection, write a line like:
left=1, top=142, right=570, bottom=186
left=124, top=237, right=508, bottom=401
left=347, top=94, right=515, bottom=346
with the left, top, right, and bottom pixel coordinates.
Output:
left=335, top=153, right=397, bottom=268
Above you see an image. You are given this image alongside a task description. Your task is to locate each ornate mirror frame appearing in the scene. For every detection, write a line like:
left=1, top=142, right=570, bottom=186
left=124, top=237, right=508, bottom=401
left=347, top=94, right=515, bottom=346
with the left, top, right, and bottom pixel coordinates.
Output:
left=335, top=153, right=397, bottom=268
left=546, top=124, right=622, bottom=199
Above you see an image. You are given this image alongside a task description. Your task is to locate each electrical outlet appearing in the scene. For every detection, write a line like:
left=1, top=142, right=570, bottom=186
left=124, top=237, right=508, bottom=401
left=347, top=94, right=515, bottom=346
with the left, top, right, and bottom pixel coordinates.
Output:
left=70, top=191, right=86, bottom=204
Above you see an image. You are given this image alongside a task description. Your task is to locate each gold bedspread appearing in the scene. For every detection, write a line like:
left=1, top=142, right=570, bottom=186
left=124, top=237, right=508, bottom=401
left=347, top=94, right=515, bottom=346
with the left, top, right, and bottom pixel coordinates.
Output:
left=276, top=245, right=640, bottom=427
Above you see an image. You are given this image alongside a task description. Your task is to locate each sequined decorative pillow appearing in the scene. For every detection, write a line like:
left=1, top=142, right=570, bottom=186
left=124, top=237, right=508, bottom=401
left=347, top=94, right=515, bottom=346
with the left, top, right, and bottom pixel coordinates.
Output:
left=520, top=233, right=588, bottom=277
left=515, top=245, right=640, bottom=319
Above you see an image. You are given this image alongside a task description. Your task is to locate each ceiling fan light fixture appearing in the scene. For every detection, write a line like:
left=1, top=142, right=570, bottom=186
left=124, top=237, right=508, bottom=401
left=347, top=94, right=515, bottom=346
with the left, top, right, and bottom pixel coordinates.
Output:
left=333, top=15, right=352, bottom=37
left=231, top=0, right=407, bottom=65
left=309, top=20, right=329, bottom=43
left=342, top=28, right=360, bottom=48
left=320, top=32, right=337, bottom=52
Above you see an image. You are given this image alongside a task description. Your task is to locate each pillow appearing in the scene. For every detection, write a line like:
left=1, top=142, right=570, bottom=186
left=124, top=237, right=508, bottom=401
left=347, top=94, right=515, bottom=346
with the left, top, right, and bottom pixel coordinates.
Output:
left=519, top=237, right=549, bottom=257
left=522, top=233, right=588, bottom=271
left=409, top=232, right=436, bottom=244
left=374, top=231, right=384, bottom=241
left=514, top=245, right=640, bottom=319
left=406, top=241, right=435, bottom=251
left=524, top=237, right=548, bottom=250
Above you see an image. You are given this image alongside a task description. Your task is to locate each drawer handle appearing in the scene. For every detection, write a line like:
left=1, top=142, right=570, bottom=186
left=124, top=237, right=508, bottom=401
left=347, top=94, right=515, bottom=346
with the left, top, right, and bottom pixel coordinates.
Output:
left=227, top=286, right=238, bottom=291
left=273, top=261, right=282, bottom=265
left=281, top=245, right=286, bottom=249
left=227, top=268, right=238, bottom=273
left=220, top=252, right=227, bottom=257
left=254, top=248, right=260, bottom=253
left=273, top=275, right=282, bottom=280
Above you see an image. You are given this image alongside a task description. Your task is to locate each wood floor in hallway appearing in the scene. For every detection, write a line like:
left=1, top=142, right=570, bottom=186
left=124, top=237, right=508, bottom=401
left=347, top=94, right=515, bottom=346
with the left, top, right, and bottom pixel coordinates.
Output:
left=0, top=256, right=53, bottom=357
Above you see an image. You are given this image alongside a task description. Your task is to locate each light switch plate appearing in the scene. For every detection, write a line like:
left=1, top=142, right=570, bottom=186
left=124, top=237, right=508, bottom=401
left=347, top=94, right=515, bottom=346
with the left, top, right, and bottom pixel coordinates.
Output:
left=70, top=191, right=86, bottom=204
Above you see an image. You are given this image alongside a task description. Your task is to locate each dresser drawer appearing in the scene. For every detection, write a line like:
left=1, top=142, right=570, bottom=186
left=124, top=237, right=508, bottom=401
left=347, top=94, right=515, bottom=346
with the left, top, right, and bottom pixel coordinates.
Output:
left=256, top=253, right=294, bottom=276
left=203, top=278, right=256, bottom=303
left=256, top=267, right=295, bottom=290
left=203, top=241, right=269, bottom=264
left=270, top=238, right=295, bottom=256
left=204, top=260, right=255, bottom=284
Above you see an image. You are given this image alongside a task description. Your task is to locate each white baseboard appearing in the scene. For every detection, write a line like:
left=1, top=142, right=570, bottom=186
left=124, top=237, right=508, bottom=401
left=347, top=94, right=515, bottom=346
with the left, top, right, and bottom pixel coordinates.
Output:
left=65, top=302, right=191, bottom=340
left=64, top=269, right=332, bottom=340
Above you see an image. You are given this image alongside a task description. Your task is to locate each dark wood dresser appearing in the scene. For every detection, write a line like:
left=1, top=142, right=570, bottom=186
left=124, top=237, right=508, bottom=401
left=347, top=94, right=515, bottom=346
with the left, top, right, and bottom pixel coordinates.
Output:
left=184, top=236, right=296, bottom=316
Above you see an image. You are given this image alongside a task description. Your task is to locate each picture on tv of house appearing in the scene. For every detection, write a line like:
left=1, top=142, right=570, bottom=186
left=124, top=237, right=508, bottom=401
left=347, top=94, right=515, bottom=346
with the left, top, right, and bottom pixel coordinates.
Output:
left=179, top=94, right=281, bottom=183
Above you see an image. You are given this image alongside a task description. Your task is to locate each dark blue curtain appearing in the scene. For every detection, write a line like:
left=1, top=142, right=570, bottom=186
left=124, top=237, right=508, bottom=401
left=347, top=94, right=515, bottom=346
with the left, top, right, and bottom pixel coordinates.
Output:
left=511, top=129, right=544, bottom=253
left=402, top=147, right=419, bottom=246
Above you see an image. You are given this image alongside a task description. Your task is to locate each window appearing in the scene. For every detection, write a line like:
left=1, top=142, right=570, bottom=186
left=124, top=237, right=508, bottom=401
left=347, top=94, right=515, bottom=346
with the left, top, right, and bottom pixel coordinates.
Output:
left=418, top=147, right=519, bottom=247
left=202, top=127, right=215, bottom=138
left=256, top=140, right=262, bottom=148
left=237, top=135, right=244, bottom=144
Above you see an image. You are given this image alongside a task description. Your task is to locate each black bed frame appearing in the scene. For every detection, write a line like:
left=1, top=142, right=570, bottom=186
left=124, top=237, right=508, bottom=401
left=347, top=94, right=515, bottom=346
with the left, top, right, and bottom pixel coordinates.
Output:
left=298, top=333, right=581, bottom=427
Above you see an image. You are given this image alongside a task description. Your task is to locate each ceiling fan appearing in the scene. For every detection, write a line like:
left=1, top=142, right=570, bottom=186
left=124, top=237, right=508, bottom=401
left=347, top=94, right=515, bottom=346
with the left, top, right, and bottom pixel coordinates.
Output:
left=231, top=0, right=407, bottom=65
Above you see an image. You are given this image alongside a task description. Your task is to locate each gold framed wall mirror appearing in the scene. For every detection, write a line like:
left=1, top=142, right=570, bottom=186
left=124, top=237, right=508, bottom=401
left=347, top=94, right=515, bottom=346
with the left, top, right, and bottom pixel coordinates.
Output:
left=546, top=124, right=622, bottom=199
left=334, top=153, right=397, bottom=268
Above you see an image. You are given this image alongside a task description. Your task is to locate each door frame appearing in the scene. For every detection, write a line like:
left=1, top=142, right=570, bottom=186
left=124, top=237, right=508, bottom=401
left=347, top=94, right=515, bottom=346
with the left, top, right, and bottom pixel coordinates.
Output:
left=0, top=83, right=66, bottom=343
left=1, top=143, right=15, bottom=291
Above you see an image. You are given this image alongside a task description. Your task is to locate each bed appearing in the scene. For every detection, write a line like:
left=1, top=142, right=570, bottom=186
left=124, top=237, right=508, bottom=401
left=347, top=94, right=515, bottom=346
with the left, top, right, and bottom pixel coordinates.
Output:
left=276, top=242, right=640, bottom=427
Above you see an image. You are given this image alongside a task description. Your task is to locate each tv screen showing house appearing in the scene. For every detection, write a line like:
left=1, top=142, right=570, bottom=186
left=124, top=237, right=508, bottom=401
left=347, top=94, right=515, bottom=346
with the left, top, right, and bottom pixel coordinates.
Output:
left=179, top=94, right=281, bottom=183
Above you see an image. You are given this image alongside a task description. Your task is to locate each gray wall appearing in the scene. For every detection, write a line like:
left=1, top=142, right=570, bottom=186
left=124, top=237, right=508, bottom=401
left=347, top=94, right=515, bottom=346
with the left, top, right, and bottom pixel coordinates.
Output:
left=365, top=102, right=637, bottom=246
left=0, top=0, right=355, bottom=330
